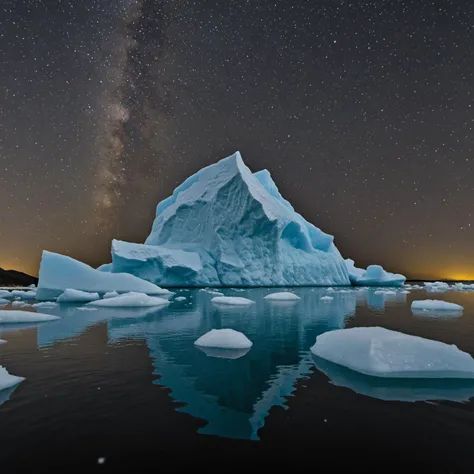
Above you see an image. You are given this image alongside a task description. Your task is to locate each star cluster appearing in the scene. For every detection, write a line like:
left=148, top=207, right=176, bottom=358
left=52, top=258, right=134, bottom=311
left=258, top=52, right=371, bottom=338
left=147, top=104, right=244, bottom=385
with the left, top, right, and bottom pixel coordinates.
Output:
left=1, top=0, right=473, bottom=278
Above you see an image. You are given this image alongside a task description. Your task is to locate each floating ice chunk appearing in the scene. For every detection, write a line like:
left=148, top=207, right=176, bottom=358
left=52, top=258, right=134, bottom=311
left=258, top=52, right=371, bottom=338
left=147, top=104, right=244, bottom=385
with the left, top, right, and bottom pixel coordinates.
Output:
left=310, top=327, right=474, bottom=378
left=0, top=310, right=59, bottom=323
left=10, top=290, right=36, bottom=300
left=344, top=259, right=365, bottom=285
left=263, top=292, right=300, bottom=301
left=321, top=296, right=334, bottom=301
left=32, top=302, right=58, bottom=308
left=12, top=301, right=29, bottom=307
left=424, top=281, right=450, bottom=292
left=174, top=296, right=187, bottom=302
left=57, top=289, right=100, bottom=303
left=453, top=282, right=474, bottom=291
left=205, top=290, right=224, bottom=296
left=424, top=281, right=450, bottom=288
left=0, top=339, right=6, bottom=345
left=103, top=291, right=119, bottom=299
left=88, top=292, right=170, bottom=308
left=194, top=329, right=253, bottom=350
left=411, top=300, right=463, bottom=312
left=76, top=307, right=99, bottom=311
left=211, top=296, right=254, bottom=306
left=0, top=298, right=9, bottom=306
left=36, top=250, right=170, bottom=300
left=0, top=291, right=12, bottom=299
left=0, top=366, right=24, bottom=391
left=356, top=265, right=406, bottom=287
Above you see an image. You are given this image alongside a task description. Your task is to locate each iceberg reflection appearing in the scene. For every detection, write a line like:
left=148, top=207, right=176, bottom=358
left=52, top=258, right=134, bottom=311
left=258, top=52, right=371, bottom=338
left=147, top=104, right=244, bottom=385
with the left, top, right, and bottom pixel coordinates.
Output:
left=109, top=288, right=356, bottom=439
left=313, top=356, right=474, bottom=402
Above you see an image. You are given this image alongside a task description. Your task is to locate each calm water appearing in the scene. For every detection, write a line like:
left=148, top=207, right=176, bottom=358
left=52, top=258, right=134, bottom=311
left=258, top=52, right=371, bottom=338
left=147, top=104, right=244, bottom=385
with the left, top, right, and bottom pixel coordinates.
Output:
left=1, top=285, right=474, bottom=472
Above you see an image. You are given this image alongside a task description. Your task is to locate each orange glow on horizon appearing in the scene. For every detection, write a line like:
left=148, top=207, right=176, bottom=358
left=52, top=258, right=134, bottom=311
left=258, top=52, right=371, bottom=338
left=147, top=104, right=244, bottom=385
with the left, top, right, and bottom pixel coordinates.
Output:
left=445, top=274, right=474, bottom=281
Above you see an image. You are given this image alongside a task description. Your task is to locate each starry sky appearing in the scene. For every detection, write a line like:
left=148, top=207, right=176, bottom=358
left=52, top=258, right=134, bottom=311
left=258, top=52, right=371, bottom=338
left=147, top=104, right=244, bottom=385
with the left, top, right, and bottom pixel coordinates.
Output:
left=1, top=0, right=473, bottom=279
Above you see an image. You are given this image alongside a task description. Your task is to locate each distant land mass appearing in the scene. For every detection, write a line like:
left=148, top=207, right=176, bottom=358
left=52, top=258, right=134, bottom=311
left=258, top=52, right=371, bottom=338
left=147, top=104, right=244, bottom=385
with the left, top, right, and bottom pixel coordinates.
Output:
left=0, top=268, right=38, bottom=287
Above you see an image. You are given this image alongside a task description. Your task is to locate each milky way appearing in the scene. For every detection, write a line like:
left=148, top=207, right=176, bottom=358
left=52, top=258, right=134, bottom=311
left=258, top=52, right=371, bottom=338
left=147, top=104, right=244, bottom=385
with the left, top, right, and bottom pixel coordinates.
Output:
left=1, top=0, right=473, bottom=278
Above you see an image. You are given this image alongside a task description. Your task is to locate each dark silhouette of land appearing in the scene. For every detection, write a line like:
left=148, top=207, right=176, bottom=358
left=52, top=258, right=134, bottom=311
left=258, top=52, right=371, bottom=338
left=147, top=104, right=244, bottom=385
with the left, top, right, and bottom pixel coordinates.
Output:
left=0, top=268, right=38, bottom=287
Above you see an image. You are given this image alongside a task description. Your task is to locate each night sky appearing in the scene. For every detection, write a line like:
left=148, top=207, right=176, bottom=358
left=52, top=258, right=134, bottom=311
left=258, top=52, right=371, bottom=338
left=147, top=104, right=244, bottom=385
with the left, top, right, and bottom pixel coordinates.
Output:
left=1, top=0, right=473, bottom=279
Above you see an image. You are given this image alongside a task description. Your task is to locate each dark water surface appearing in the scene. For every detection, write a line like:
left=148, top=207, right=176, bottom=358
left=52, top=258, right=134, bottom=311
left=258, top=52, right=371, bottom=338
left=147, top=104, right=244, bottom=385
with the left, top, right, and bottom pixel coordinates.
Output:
left=1, top=285, right=474, bottom=472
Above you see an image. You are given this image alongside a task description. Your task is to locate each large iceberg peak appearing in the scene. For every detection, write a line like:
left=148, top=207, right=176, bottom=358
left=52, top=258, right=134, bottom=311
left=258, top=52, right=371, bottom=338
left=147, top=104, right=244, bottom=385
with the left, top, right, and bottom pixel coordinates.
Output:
left=152, top=151, right=247, bottom=220
left=131, top=152, right=350, bottom=287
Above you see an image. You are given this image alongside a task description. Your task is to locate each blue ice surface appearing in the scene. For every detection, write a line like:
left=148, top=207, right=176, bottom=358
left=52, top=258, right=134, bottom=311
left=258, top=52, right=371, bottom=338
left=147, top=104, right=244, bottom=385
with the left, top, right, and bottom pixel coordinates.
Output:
left=108, top=152, right=351, bottom=287
left=345, top=260, right=406, bottom=287
left=36, top=251, right=170, bottom=300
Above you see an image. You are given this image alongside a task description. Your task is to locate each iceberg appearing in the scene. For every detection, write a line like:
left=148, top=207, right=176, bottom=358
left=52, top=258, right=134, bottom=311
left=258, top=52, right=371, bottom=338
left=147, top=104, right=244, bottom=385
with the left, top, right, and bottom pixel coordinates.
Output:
left=194, top=329, right=253, bottom=350
left=263, top=292, right=300, bottom=301
left=211, top=296, right=254, bottom=306
left=310, top=327, right=474, bottom=378
left=355, top=265, right=406, bottom=287
left=0, top=339, right=5, bottom=344
left=88, top=292, right=170, bottom=308
left=36, top=250, right=171, bottom=300
left=174, top=296, right=186, bottom=302
left=344, top=259, right=365, bottom=285
left=0, top=310, right=60, bottom=323
left=0, top=298, right=9, bottom=305
left=411, top=300, right=463, bottom=311
left=57, top=289, right=100, bottom=303
left=0, top=366, right=24, bottom=391
left=0, top=290, right=11, bottom=299
left=109, top=152, right=349, bottom=287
